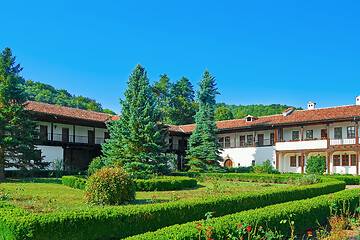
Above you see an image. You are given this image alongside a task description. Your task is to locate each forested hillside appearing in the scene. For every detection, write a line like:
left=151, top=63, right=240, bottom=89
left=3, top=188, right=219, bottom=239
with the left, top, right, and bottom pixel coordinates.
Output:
left=21, top=80, right=116, bottom=114
left=215, top=103, right=303, bottom=120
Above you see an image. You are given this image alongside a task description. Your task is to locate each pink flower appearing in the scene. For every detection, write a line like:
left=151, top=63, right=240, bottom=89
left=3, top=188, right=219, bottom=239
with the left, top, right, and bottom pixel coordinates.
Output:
left=85, top=202, right=88, bottom=205
left=152, top=196, right=156, bottom=199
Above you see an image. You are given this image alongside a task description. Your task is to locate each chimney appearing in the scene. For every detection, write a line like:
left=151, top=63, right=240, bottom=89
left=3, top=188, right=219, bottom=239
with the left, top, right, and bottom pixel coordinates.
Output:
left=356, top=96, right=360, bottom=106
left=307, top=102, right=316, bottom=110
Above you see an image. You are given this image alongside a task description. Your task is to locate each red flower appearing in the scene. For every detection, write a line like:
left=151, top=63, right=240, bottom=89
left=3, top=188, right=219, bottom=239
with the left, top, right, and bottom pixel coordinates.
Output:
left=307, top=231, right=312, bottom=235
left=152, top=196, right=156, bottom=199
left=247, top=226, right=251, bottom=232
left=238, top=225, right=242, bottom=229
left=259, top=226, right=263, bottom=229
left=213, top=211, right=216, bottom=214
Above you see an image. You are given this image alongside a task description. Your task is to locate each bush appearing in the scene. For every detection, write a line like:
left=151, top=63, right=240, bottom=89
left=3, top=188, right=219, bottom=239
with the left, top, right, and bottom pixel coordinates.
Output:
left=62, top=176, right=197, bottom=191
left=0, top=180, right=345, bottom=240
left=5, top=170, right=87, bottom=178
left=251, top=160, right=278, bottom=174
left=85, top=167, right=135, bottom=205
left=306, top=156, right=327, bottom=174
left=87, top=157, right=104, bottom=175
left=125, top=189, right=360, bottom=240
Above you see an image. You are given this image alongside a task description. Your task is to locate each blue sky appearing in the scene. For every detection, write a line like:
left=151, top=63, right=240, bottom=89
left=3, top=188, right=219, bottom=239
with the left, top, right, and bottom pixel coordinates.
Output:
left=1, top=1, right=359, bottom=113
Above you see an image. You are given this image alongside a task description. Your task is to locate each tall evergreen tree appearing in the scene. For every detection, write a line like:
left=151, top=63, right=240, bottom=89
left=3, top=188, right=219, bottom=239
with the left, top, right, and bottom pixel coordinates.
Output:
left=152, top=74, right=171, bottom=121
left=167, top=77, right=197, bottom=125
left=0, top=47, right=45, bottom=180
left=102, top=64, right=169, bottom=175
left=186, top=70, right=222, bottom=172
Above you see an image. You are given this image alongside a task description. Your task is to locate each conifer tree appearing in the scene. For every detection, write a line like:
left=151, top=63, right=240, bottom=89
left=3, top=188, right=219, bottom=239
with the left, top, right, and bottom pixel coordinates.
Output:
left=0, top=47, right=45, bottom=180
left=167, top=77, right=197, bottom=125
left=186, top=70, right=222, bottom=172
left=102, top=64, right=169, bottom=175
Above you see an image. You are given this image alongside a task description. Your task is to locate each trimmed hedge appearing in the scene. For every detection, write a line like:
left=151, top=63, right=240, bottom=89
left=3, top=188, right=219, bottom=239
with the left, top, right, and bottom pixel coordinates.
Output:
left=5, top=170, right=87, bottom=178
left=126, top=188, right=360, bottom=240
left=0, top=180, right=345, bottom=240
left=62, top=176, right=198, bottom=191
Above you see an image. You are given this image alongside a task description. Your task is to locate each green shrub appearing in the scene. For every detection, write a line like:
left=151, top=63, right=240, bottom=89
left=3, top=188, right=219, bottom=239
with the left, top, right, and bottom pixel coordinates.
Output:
left=125, top=189, right=360, bottom=240
left=85, top=167, right=135, bottom=205
left=62, top=176, right=87, bottom=189
left=251, top=160, right=278, bottom=174
left=134, top=177, right=197, bottom=191
left=306, top=155, right=327, bottom=174
left=0, top=180, right=345, bottom=240
left=87, top=157, right=104, bottom=175
left=5, top=170, right=87, bottom=178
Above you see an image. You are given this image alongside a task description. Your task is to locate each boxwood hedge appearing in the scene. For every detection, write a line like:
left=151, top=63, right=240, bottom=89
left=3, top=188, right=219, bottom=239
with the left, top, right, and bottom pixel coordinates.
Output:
left=62, top=176, right=198, bottom=191
left=0, top=180, right=345, bottom=240
left=126, top=188, right=360, bottom=240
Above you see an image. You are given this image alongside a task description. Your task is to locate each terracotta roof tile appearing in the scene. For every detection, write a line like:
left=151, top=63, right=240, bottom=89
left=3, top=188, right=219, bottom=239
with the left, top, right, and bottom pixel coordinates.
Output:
left=177, top=105, right=360, bottom=133
left=25, top=101, right=113, bottom=122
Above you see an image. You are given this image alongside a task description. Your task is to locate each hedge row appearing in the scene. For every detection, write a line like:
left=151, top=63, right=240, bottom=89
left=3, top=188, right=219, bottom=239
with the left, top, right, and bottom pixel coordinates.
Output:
left=174, top=172, right=360, bottom=185
left=5, top=170, right=87, bottom=178
left=126, top=188, right=360, bottom=240
left=62, top=176, right=198, bottom=191
left=0, top=180, right=345, bottom=240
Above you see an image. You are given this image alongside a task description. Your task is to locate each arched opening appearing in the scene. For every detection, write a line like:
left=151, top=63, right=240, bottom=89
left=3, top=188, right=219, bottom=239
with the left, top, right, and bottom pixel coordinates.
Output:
left=224, top=159, right=233, bottom=168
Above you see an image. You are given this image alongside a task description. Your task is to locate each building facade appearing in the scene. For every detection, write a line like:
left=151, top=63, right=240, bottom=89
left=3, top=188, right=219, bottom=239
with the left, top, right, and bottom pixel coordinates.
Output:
left=25, top=97, right=360, bottom=174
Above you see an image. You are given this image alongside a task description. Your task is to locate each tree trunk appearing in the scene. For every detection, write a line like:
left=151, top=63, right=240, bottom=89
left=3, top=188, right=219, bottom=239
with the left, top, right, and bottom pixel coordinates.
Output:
left=0, top=148, right=5, bottom=181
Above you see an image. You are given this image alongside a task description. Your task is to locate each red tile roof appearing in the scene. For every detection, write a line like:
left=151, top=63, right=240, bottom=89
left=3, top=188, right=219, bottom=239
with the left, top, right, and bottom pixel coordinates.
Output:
left=176, top=105, right=360, bottom=133
left=25, top=101, right=113, bottom=122
left=25, top=101, right=360, bottom=134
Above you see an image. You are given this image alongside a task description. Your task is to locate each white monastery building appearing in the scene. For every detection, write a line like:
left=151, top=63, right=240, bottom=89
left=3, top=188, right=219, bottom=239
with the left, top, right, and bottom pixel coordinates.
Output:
left=25, top=96, right=360, bottom=174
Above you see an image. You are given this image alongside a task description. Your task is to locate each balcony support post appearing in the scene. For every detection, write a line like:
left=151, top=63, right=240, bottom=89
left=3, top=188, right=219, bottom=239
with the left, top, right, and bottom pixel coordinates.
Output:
left=327, top=124, right=330, bottom=147
left=253, top=132, right=256, bottom=147
left=234, top=133, right=236, bottom=148
left=327, top=151, right=331, bottom=174
left=73, top=125, right=76, bottom=143
left=301, top=126, right=304, bottom=141
left=274, top=130, right=278, bottom=144
left=356, top=122, right=359, bottom=145
left=356, top=152, right=359, bottom=175
left=301, top=152, right=305, bottom=173
left=51, top=121, right=54, bottom=141
left=276, top=151, right=279, bottom=170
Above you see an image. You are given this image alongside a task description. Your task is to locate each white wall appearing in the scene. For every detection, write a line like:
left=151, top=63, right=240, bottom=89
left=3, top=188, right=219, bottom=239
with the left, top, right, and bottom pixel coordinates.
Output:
left=220, top=146, right=275, bottom=167
left=329, top=122, right=357, bottom=139
left=330, top=150, right=358, bottom=174
left=36, top=145, right=63, bottom=170
left=276, top=140, right=327, bottom=151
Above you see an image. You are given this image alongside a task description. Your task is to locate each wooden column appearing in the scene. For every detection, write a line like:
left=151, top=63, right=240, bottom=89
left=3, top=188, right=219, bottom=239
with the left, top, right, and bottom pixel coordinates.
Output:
left=51, top=121, right=54, bottom=141
left=274, top=130, right=278, bottom=144
left=327, top=124, right=330, bottom=147
left=73, top=125, right=76, bottom=143
left=301, top=152, right=305, bottom=173
left=234, top=133, right=236, bottom=148
left=356, top=122, right=359, bottom=145
left=253, top=132, right=256, bottom=147
left=357, top=152, right=359, bottom=175
left=276, top=151, right=279, bottom=170
left=301, top=126, right=304, bottom=141
left=327, top=152, right=331, bottom=174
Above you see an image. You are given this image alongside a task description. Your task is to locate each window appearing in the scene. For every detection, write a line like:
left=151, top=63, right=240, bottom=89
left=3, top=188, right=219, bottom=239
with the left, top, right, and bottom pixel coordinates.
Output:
left=333, top=155, right=340, bottom=166
left=351, top=154, right=357, bottom=166
left=247, top=135, right=253, bottom=144
left=290, top=156, right=296, bottom=167
left=334, top=127, right=342, bottom=139
left=270, top=133, right=275, bottom=145
left=225, top=136, right=231, bottom=148
left=306, top=130, right=313, bottom=140
left=321, top=129, right=327, bottom=139
left=219, top=137, right=224, bottom=147
left=347, top=126, right=356, bottom=138
left=39, top=125, right=48, bottom=140
left=342, top=155, right=349, bottom=166
left=292, top=131, right=299, bottom=140
left=298, top=156, right=303, bottom=167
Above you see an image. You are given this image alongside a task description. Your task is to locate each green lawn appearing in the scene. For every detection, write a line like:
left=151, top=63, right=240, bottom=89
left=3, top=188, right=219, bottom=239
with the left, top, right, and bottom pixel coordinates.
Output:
left=0, top=178, right=289, bottom=213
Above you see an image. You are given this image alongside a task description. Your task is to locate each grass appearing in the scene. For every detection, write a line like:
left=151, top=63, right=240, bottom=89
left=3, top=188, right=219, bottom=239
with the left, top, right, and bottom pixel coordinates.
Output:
left=0, top=178, right=289, bottom=213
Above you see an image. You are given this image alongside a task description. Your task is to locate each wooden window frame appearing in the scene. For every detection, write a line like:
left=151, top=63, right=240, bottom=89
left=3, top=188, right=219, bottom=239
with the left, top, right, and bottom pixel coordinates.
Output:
left=334, top=127, right=342, bottom=139
left=298, top=156, right=302, bottom=167
left=342, top=155, right=349, bottom=166
left=351, top=154, right=357, bottom=166
left=333, top=155, right=340, bottom=166
left=290, top=156, right=297, bottom=167
left=292, top=131, right=299, bottom=141
left=347, top=126, right=356, bottom=138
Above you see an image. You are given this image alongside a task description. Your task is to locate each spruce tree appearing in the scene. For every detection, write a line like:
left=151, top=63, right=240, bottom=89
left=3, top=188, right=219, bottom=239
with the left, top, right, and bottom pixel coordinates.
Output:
left=102, top=64, right=169, bottom=175
left=0, top=47, right=45, bottom=180
left=186, top=70, right=222, bottom=172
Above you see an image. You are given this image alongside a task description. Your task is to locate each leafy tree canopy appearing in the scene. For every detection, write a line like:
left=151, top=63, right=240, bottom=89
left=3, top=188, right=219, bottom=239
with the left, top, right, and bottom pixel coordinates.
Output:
left=214, top=106, right=233, bottom=121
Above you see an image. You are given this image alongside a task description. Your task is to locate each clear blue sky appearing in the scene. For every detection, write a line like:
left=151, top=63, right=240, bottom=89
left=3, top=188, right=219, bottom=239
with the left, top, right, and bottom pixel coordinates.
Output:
left=1, top=1, right=359, bottom=113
